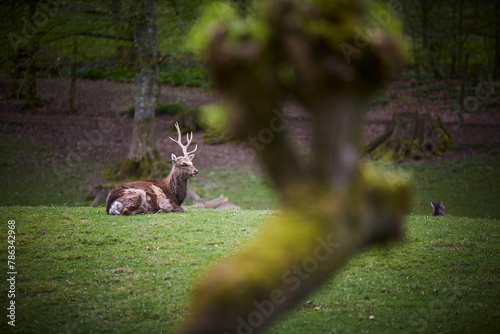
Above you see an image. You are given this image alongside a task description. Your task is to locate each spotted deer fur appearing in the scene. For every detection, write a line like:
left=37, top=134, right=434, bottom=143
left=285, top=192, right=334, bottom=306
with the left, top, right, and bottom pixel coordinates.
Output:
left=106, top=123, right=198, bottom=215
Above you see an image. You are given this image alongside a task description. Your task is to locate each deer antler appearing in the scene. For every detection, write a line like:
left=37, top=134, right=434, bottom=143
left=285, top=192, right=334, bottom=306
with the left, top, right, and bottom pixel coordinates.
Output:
left=169, top=122, right=198, bottom=156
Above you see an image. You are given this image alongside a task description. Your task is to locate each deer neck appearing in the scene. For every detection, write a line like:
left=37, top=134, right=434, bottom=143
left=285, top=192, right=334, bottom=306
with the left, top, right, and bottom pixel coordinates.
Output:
left=164, top=166, right=188, bottom=205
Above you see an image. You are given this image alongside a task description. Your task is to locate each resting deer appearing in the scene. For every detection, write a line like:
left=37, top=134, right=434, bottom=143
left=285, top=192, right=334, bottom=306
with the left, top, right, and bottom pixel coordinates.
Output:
left=106, top=123, right=198, bottom=215
left=431, top=201, right=452, bottom=217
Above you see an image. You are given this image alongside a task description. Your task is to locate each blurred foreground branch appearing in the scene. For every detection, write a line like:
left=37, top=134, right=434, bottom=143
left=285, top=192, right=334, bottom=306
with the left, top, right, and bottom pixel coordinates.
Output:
left=181, top=1, right=412, bottom=333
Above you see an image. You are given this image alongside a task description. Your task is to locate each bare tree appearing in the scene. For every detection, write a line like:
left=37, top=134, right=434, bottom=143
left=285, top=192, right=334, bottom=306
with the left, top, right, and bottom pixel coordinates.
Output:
left=495, top=1, right=500, bottom=79
left=105, top=0, right=168, bottom=179
left=398, top=0, right=496, bottom=79
left=129, top=0, right=159, bottom=162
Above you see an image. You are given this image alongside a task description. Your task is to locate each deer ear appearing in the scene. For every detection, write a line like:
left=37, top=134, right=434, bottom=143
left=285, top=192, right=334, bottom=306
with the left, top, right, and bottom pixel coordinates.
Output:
left=171, top=153, right=177, bottom=162
left=438, top=201, right=443, bottom=206
left=430, top=202, right=435, bottom=208
left=188, top=154, right=195, bottom=161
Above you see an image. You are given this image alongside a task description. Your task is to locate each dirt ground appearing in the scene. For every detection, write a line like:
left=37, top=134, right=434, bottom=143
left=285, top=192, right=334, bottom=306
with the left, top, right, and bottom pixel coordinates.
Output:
left=0, top=78, right=499, bottom=174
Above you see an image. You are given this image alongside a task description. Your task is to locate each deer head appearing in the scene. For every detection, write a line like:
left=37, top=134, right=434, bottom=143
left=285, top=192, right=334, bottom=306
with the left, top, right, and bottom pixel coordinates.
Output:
left=169, top=122, right=198, bottom=178
left=431, top=201, right=446, bottom=216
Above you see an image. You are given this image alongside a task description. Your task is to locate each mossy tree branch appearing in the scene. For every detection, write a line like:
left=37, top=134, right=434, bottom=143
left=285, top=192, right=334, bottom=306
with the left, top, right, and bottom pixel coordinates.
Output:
left=181, top=1, right=412, bottom=333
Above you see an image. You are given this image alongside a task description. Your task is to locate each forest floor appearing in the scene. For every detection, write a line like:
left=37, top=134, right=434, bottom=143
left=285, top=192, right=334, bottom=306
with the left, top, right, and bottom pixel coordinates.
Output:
left=1, top=77, right=499, bottom=168
left=0, top=77, right=499, bottom=207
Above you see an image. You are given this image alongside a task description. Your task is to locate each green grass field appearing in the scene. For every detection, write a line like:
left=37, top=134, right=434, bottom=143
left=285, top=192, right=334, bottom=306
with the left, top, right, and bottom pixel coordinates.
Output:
left=0, top=207, right=498, bottom=333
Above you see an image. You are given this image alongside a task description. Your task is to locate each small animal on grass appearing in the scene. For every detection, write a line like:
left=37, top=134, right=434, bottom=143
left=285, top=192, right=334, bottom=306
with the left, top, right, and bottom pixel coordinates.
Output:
left=106, top=123, right=198, bottom=215
left=431, top=201, right=452, bottom=217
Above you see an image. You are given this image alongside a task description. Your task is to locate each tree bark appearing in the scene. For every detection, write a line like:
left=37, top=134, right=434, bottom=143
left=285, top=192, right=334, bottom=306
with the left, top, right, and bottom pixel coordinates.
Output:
left=457, top=0, right=464, bottom=73
left=421, top=0, right=429, bottom=51
left=365, top=113, right=454, bottom=162
left=69, top=38, right=77, bottom=113
left=22, top=1, right=39, bottom=109
left=459, top=51, right=470, bottom=126
left=402, top=2, right=420, bottom=79
left=128, top=0, right=159, bottom=162
left=495, top=2, right=500, bottom=79
left=450, top=2, right=456, bottom=78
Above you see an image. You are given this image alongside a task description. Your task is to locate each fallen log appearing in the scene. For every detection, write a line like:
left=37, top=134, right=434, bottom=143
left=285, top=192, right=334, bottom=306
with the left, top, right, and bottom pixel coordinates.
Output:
left=186, top=194, right=241, bottom=210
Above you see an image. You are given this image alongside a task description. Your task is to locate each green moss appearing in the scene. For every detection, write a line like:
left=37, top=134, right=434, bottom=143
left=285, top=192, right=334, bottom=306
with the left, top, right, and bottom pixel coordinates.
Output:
left=105, top=149, right=169, bottom=181
left=80, top=68, right=105, bottom=80
left=173, top=109, right=203, bottom=134
left=366, top=113, right=454, bottom=162
left=155, top=103, right=185, bottom=116
left=201, top=128, right=232, bottom=145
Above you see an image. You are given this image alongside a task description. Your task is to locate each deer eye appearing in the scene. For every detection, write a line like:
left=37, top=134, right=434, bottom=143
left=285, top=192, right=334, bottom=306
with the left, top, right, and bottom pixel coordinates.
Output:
left=181, top=163, right=188, bottom=167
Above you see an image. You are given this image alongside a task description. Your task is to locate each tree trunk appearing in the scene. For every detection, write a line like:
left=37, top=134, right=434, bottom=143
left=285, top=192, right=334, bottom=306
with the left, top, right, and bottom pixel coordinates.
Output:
left=494, top=2, right=500, bottom=79
left=402, top=2, right=420, bottom=79
left=365, top=113, right=454, bottom=162
left=450, top=1, right=457, bottom=78
left=69, top=38, right=77, bottom=113
left=107, top=0, right=166, bottom=181
left=421, top=0, right=429, bottom=51
left=23, top=62, right=38, bottom=108
left=420, top=0, right=438, bottom=77
left=8, top=1, right=19, bottom=99
left=129, top=0, right=158, bottom=162
left=457, top=0, right=464, bottom=73
left=459, top=51, right=470, bottom=126
left=22, top=1, right=40, bottom=109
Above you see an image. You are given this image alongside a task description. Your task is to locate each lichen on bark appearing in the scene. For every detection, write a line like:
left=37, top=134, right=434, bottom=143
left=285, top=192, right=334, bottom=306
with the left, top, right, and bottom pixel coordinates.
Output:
left=106, top=149, right=168, bottom=181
